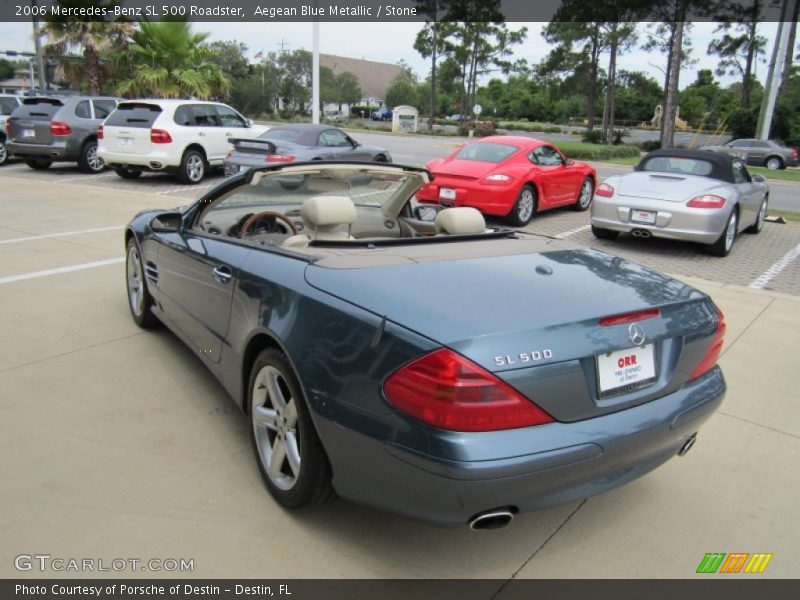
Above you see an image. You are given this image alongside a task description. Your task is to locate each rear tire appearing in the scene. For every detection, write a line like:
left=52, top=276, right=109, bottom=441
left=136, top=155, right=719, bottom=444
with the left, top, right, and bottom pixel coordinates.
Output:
left=764, top=156, right=783, bottom=170
left=374, top=154, right=389, bottom=163
left=249, top=349, right=334, bottom=509
left=591, top=224, right=619, bottom=240
left=78, top=139, right=105, bottom=173
left=126, top=238, right=158, bottom=328
left=708, top=209, right=737, bottom=257
left=0, top=137, right=8, bottom=166
left=507, top=184, right=536, bottom=227
left=115, top=166, right=142, bottom=179
left=26, top=159, right=52, bottom=170
left=176, top=148, right=206, bottom=185
left=573, top=177, right=594, bottom=211
left=746, top=198, right=767, bottom=234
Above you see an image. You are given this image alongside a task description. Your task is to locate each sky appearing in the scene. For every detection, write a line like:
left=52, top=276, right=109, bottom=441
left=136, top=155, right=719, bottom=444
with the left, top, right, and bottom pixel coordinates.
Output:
left=0, top=20, right=782, bottom=91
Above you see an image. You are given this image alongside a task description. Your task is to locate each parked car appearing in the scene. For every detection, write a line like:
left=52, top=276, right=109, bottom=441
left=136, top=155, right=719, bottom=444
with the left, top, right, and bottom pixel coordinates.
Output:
left=416, top=136, right=597, bottom=226
left=0, top=94, right=23, bottom=166
left=323, top=111, right=349, bottom=124
left=6, top=95, right=117, bottom=172
left=591, top=149, right=770, bottom=257
left=703, top=138, right=798, bottom=170
left=371, top=107, right=392, bottom=121
left=124, top=161, right=726, bottom=528
left=224, top=124, right=391, bottom=176
left=98, top=99, right=267, bottom=184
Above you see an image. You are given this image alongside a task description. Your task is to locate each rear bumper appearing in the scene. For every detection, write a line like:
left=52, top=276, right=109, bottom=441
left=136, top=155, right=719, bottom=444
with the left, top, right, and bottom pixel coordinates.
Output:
left=98, top=147, right=179, bottom=171
left=591, top=196, right=730, bottom=244
left=416, top=180, right=518, bottom=217
left=8, top=138, right=75, bottom=161
left=321, top=367, right=725, bottom=526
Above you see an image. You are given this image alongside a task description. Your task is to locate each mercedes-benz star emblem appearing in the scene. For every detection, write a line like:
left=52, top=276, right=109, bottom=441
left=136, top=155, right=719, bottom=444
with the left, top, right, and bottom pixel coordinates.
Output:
left=628, top=323, right=646, bottom=346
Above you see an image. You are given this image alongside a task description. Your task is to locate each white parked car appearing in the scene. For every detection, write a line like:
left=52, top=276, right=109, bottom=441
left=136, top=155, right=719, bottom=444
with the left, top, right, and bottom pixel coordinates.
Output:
left=98, top=99, right=267, bottom=184
left=0, top=94, right=24, bottom=166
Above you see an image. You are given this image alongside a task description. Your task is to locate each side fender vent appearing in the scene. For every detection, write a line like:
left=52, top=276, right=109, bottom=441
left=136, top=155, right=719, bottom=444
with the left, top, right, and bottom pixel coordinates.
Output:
left=144, top=262, right=159, bottom=287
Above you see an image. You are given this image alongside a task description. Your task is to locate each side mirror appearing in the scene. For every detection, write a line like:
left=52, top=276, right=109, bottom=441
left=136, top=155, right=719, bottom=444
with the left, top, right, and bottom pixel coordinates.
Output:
left=752, top=174, right=765, bottom=183
left=246, top=118, right=253, bottom=128
left=350, top=137, right=359, bottom=148
left=565, top=157, right=575, bottom=166
left=151, top=212, right=183, bottom=233
left=413, top=204, right=440, bottom=222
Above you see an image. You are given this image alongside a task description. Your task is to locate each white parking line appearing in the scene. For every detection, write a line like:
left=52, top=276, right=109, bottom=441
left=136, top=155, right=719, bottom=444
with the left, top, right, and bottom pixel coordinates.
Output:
left=749, top=243, right=800, bottom=289
left=54, top=173, right=118, bottom=183
left=155, top=183, right=217, bottom=195
left=554, top=224, right=591, bottom=239
left=0, top=258, right=124, bottom=285
left=0, top=226, right=124, bottom=245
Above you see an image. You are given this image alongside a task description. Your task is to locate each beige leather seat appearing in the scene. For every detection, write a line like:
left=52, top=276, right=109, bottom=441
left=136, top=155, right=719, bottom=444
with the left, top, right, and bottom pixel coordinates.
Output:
left=283, top=196, right=357, bottom=248
left=434, top=207, right=486, bottom=235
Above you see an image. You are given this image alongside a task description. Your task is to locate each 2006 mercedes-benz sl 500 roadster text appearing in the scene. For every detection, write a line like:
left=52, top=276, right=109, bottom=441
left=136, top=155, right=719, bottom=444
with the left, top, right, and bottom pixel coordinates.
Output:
left=125, top=161, right=726, bottom=529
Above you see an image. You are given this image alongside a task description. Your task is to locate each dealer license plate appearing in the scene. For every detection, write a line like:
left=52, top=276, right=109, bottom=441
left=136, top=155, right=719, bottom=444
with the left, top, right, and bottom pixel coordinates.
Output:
left=631, top=209, right=656, bottom=224
left=118, top=137, right=134, bottom=147
left=439, top=187, right=456, bottom=200
left=22, top=128, right=35, bottom=138
left=596, top=344, right=656, bottom=395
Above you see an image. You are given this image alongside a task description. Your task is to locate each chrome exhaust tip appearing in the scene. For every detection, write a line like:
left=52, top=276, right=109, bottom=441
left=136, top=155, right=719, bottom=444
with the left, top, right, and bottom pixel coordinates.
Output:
left=678, top=433, right=698, bottom=457
left=631, top=229, right=652, bottom=239
left=468, top=508, right=515, bottom=530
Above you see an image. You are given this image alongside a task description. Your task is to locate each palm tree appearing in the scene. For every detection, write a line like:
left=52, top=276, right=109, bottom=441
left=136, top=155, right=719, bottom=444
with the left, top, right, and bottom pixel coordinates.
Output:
left=40, top=4, right=134, bottom=95
left=116, top=22, right=230, bottom=99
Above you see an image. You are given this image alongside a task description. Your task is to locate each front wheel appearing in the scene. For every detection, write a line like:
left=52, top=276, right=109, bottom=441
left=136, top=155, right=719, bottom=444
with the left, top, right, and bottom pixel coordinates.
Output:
left=249, top=349, right=333, bottom=508
left=591, top=224, right=619, bottom=240
left=573, top=177, right=594, bottom=211
left=507, top=184, right=536, bottom=227
left=177, top=149, right=206, bottom=184
left=126, top=238, right=158, bottom=328
left=746, top=198, right=767, bottom=234
left=708, top=210, right=738, bottom=257
left=26, top=159, right=52, bottom=170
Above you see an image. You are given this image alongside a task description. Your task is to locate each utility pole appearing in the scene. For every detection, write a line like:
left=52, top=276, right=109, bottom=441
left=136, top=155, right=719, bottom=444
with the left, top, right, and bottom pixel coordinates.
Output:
left=312, top=4, right=320, bottom=124
left=31, top=0, right=47, bottom=93
left=756, top=0, right=797, bottom=140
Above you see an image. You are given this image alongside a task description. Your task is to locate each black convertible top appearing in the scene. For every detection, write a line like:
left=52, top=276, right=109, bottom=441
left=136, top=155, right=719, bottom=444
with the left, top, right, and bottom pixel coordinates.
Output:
left=634, top=148, right=738, bottom=183
left=256, top=124, right=333, bottom=147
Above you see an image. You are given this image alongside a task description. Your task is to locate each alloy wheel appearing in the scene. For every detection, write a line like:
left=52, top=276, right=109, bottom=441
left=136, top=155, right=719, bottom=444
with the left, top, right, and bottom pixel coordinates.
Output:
left=251, top=365, right=301, bottom=491
left=517, top=188, right=534, bottom=223
left=578, top=180, right=593, bottom=208
left=724, top=211, right=737, bottom=252
left=186, top=154, right=204, bottom=182
left=126, top=245, right=144, bottom=317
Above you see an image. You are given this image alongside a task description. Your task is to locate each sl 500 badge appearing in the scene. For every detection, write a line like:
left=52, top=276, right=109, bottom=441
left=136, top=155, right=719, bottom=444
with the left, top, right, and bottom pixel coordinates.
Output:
left=494, top=350, right=553, bottom=367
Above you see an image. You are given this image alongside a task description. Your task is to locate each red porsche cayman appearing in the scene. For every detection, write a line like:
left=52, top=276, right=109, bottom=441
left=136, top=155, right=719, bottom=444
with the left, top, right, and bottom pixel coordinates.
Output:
left=417, top=136, right=597, bottom=226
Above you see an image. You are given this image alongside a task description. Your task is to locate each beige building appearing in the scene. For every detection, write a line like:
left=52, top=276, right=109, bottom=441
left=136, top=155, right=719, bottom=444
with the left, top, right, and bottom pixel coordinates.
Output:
left=320, top=54, right=405, bottom=106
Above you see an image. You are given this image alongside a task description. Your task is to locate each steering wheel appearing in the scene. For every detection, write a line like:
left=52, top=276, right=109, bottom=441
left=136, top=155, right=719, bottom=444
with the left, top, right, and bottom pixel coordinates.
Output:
left=239, top=211, right=297, bottom=238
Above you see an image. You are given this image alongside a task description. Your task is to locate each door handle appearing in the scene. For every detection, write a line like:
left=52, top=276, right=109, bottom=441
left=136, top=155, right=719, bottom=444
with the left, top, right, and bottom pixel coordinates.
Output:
left=212, top=265, right=233, bottom=284
left=225, top=132, right=233, bottom=136
left=199, top=132, right=206, bottom=137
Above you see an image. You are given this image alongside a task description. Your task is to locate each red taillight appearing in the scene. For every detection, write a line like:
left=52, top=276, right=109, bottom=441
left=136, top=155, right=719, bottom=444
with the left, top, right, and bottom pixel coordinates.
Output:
left=595, top=183, right=614, bottom=197
left=50, top=121, right=72, bottom=136
left=792, top=148, right=798, bottom=159
left=599, top=308, right=660, bottom=327
left=383, top=348, right=555, bottom=432
left=687, top=194, right=726, bottom=209
left=688, top=307, right=726, bottom=381
left=4, top=121, right=10, bottom=134
left=266, top=154, right=295, bottom=163
left=480, top=173, right=513, bottom=185
left=150, top=129, right=172, bottom=144
left=97, top=125, right=103, bottom=140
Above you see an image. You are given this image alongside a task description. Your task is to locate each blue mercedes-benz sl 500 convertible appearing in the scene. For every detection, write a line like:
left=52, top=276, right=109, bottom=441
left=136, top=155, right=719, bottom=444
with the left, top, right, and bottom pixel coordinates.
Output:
left=124, top=161, right=726, bottom=529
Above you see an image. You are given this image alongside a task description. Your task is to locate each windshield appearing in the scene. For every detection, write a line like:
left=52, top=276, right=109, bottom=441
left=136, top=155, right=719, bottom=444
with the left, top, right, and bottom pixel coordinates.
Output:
left=640, top=156, right=714, bottom=177
left=455, top=143, right=518, bottom=163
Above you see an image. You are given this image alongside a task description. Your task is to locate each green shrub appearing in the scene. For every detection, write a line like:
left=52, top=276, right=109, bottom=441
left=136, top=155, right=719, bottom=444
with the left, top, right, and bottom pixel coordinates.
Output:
left=581, top=129, right=604, bottom=144
left=556, top=142, right=641, bottom=161
left=639, top=140, right=661, bottom=152
left=458, top=120, right=497, bottom=137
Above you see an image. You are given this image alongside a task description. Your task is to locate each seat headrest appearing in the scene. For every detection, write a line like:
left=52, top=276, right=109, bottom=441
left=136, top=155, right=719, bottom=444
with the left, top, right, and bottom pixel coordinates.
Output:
left=301, top=196, right=358, bottom=228
left=434, top=207, right=486, bottom=235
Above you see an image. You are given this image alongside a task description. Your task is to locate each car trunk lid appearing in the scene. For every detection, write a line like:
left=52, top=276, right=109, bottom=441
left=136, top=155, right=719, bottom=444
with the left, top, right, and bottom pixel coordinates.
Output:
left=9, top=98, right=63, bottom=145
left=616, top=172, right=719, bottom=202
left=305, top=244, right=716, bottom=422
left=102, top=102, right=162, bottom=155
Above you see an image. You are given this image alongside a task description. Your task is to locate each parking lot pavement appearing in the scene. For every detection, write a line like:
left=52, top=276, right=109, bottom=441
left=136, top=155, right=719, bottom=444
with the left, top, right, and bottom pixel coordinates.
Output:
left=0, top=178, right=798, bottom=580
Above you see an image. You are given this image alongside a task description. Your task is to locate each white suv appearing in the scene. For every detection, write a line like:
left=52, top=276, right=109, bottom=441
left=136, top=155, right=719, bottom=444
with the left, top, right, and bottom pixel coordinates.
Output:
left=98, top=99, right=267, bottom=184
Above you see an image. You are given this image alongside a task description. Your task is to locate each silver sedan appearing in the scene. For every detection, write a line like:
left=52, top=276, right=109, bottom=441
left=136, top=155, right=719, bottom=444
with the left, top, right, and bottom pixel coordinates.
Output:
left=591, top=149, right=769, bottom=257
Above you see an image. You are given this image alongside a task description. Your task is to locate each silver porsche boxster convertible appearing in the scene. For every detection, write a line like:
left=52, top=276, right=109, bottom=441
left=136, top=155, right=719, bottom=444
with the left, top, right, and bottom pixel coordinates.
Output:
left=591, top=149, right=769, bottom=256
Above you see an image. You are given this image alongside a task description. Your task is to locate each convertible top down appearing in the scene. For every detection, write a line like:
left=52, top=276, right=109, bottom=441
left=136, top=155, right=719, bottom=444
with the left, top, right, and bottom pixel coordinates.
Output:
left=125, top=162, right=726, bottom=528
